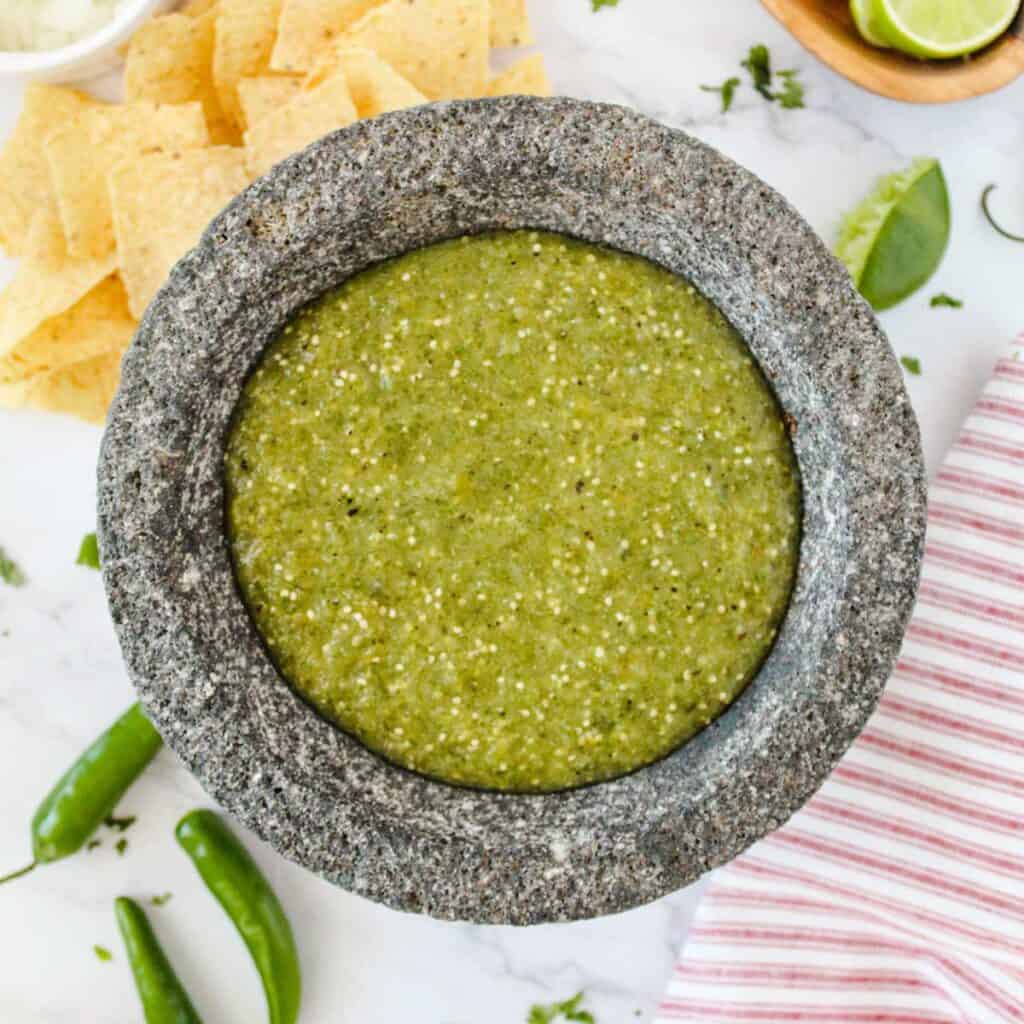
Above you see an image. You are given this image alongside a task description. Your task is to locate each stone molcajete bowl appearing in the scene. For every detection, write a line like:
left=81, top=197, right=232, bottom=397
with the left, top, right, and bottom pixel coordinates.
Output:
left=97, top=97, right=926, bottom=925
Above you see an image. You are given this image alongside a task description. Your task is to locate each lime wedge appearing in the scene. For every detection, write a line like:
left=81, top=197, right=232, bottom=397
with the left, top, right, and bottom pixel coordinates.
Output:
left=871, top=0, right=1019, bottom=58
left=835, top=158, right=950, bottom=312
left=850, top=0, right=892, bottom=47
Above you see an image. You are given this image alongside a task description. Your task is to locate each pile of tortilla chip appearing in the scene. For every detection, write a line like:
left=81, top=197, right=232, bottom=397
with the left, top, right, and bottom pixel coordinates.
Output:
left=0, top=0, right=549, bottom=424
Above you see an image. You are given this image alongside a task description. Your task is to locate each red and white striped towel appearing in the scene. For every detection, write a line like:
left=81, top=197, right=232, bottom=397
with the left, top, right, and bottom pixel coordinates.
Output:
left=656, top=335, right=1024, bottom=1024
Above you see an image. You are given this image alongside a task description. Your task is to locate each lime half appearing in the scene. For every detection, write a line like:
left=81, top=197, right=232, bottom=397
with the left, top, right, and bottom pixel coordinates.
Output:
left=872, top=0, right=1019, bottom=58
left=836, top=158, right=950, bottom=311
left=850, top=0, right=892, bottom=47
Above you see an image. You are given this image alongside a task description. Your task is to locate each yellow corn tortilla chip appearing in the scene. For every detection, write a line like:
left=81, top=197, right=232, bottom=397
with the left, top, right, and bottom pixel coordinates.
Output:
left=270, top=0, right=386, bottom=72
left=308, top=46, right=426, bottom=116
left=341, top=0, right=489, bottom=99
left=485, top=54, right=550, bottom=97
left=490, top=0, right=532, bottom=47
left=0, top=85, right=100, bottom=258
left=244, top=70, right=357, bottom=177
left=182, top=0, right=219, bottom=16
left=212, top=0, right=283, bottom=132
left=338, top=47, right=427, bottom=115
left=45, top=101, right=210, bottom=261
left=124, top=12, right=236, bottom=144
left=0, top=204, right=118, bottom=363
left=20, top=348, right=124, bottom=424
left=0, top=277, right=135, bottom=385
left=237, top=75, right=305, bottom=128
left=110, top=146, right=250, bottom=319
left=0, top=379, right=29, bottom=411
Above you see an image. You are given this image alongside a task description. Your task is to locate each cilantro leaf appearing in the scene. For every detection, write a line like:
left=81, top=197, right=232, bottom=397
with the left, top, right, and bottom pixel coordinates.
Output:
left=0, top=546, right=26, bottom=587
left=930, top=293, right=962, bottom=308
left=740, top=45, right=805, bottom=109
left=104, top=814, right=136, bottom=832
left=591, top=0, right=620, bottom=9
left=93, top=945, right=112, bottom=962
left=76, top=532, right=100, bottom=570
left=527, top=992, right=596, bottom=1023
left=86, top=839, right=102, bottom=852
left=151, top=892, right=173, bottom=907
left=741, top=44, right=774, bottom=100
left=900, top=356, right=922, bottom=376
left=700, top=76, right=741, bottom=113
left=776, top=69, right=805, bottom=109
left=115, top=838, right=128, bottom=856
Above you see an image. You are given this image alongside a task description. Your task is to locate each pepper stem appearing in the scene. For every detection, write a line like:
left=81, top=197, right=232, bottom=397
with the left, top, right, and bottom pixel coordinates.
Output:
left=981, top=184, right=1024, bottom=243
left=0, top=861, right=37, bottom=886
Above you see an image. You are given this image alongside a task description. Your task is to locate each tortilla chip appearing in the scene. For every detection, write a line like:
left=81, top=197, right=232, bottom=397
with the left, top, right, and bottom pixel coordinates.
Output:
left=244, top=70, right=357, bottom=177
left=110, top=146, right=250, bottom=319
left=270, top=0, right=386, bottom=72
left=22, top=199, right=77, bottom=274
left=0, top=85, right=100, bottom=258
left=213, top=0, right=283, bottom=132
left=485, top=54, right=550, bottom=97
left=490, top=0, right=532, bottom=47
left=181, top=0, right=219, bottom=16
left=0, top=204, right=118, bottom=363
left=236, top=75, right=305, bottom=128
left=308, top=46, right=426, bottom=116
left=45, top=101, right=210, bottom=261
left=0, top=379, right=29, bottom=411
left=20, top=348, right=124, bottom=424
left=0, top=277, right=135, bottom=385
left=124, top=12, right=236, bottom=144
left=341, top=0, right=489, bottom=100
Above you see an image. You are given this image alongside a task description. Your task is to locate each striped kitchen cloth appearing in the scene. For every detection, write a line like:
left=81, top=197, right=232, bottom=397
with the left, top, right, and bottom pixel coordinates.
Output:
left=656, top=335, right=1024, bottom=1024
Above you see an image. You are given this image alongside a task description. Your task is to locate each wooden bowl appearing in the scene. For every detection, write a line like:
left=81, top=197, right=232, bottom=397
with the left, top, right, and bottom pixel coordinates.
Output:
left=762, top=0, right=1024, bottom=103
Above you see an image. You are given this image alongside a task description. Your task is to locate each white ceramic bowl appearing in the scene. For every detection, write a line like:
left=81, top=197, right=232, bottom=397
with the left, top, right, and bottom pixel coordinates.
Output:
left=0, top=0, right=176, bottom=84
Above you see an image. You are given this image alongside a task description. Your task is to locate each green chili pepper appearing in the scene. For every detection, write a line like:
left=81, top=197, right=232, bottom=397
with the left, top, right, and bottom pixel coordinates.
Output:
left=0, top=703, right=162, bottom=885
left=115, top=896, right=203, bottom=1024
left=175, top=810, right=301, bottom=1024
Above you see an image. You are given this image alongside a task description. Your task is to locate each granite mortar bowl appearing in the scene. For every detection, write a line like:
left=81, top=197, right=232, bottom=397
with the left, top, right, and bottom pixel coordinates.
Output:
left=97, top=96, right=926, bottom=925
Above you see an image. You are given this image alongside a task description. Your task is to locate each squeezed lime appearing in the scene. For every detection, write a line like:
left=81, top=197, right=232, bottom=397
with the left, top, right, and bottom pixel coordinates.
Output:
left=836, top=158, right=950, bottom=311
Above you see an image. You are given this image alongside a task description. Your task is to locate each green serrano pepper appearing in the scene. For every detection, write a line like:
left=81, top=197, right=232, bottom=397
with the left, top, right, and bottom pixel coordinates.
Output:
left=115, top=896, right=203, bottom=1024
left=175, top=810, right=301, bottom=1024
left=0, top=702, right=162, bottom=885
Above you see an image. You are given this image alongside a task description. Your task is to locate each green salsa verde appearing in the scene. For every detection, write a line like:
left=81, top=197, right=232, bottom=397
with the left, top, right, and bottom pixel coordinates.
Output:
left=225, top=231, right=800, bottom=792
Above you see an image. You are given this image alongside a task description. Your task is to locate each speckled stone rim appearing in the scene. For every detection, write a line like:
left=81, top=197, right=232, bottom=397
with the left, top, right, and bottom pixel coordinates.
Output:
left=97, top=97, right=926, bottom=925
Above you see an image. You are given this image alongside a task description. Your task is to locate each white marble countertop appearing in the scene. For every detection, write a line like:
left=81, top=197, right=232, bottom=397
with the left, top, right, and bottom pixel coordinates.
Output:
left=1, top=1, right=1022, bottom=1021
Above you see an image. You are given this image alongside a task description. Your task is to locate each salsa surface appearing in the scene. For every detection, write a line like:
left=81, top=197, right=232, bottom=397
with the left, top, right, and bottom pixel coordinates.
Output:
left=225, top=231, right=800, bottom=792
